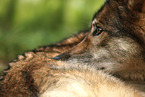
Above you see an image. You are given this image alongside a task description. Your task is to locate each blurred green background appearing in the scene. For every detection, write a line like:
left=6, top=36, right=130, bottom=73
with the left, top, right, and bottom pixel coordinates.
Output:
left=0, top=0, right=104, bottom=72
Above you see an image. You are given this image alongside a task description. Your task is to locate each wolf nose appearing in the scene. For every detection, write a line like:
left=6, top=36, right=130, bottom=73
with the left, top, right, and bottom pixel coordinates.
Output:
left=52, top=55, right=61, bottom=60
left=52, top=53, right=70, bottom=61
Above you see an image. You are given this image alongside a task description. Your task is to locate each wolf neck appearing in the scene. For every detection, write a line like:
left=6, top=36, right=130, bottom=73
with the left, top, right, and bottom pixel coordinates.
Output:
left=113, top=70, right=145, bottom=89
left=114, top=70, right=145, bottom=81
left=113, top=70, right=145, bottom=91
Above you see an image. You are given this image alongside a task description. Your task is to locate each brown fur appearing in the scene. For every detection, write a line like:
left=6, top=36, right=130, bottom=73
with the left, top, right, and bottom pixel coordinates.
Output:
left=1, top=60, right=144, bottom=97
left=0, top=0, right=145, bottom=96
left=0, top=31, right=88, bottom=96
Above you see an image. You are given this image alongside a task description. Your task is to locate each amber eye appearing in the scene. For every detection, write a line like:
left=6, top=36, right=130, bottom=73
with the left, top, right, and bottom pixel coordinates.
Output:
left=93, top=26, right=103, bottom=36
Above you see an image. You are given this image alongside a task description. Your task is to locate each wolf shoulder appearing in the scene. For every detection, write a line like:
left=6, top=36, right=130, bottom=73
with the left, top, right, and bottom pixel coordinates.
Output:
left=40, top=64, right=145, bottom=97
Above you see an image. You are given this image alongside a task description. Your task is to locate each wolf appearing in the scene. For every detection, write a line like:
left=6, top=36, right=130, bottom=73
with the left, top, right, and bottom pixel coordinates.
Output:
left=53, top=0, right=145, bottom=92
left=0, top=0, right=145, bottom=97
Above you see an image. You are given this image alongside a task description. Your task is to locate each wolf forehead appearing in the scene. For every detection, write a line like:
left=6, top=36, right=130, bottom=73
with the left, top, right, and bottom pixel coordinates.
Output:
left=95, top=0, right=145, bottom=23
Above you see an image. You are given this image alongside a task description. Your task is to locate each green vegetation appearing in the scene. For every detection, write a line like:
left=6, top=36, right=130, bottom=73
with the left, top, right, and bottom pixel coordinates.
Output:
left=0, top=0, right=104, bottom=71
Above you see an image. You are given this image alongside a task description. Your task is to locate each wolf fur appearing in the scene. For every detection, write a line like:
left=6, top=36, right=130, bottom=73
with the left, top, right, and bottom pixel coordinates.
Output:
left=0, top=0, right=145, bottom=97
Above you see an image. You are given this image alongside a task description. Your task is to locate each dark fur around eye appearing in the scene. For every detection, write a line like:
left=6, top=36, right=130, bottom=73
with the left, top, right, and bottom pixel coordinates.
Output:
left=93, top=26, right=103, bottom=36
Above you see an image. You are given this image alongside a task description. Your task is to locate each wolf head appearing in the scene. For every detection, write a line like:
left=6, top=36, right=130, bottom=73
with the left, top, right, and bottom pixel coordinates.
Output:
left=53, top=0, right=145, bottom=80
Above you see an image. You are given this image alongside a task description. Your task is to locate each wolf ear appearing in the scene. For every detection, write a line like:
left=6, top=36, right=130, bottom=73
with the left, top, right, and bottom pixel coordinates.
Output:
left=127, top=0, right=145, bottom=12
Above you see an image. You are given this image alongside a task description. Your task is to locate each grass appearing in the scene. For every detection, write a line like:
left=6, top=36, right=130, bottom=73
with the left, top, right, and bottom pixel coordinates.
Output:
left=0, top=0, right=104, bottom=71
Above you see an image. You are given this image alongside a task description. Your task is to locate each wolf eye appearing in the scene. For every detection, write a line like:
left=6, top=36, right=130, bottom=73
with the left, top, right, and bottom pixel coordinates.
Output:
left=93, top=26, right=103, bottom=36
